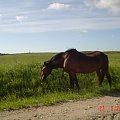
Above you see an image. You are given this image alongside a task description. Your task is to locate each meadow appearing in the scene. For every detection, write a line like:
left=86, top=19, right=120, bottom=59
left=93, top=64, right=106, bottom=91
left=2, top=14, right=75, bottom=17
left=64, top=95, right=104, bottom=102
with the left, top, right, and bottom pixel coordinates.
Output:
left=0, top=52, right=120, bottom=110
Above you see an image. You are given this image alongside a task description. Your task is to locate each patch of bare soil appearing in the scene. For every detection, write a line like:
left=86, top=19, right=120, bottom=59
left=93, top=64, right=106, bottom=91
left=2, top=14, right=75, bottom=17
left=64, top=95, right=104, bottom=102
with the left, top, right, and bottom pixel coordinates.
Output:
left=0, top=93, right=120, bottom=120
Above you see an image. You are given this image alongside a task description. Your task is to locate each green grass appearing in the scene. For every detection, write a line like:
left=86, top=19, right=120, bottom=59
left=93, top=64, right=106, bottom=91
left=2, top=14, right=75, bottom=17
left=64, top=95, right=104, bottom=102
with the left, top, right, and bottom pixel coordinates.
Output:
left=0, top=53, right=55, bottom=67
left=0, top=91, right=99, bottom=110
left=0, top=52, right=120, bottom=110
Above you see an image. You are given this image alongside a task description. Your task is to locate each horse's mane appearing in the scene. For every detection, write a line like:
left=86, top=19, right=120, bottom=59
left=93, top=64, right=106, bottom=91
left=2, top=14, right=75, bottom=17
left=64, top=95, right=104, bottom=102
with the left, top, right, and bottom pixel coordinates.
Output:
left=65, top=49, right=85, bottom=56
left=65, top=49, right=77, bottom=53
left=50, top=52, right=64, bottom=62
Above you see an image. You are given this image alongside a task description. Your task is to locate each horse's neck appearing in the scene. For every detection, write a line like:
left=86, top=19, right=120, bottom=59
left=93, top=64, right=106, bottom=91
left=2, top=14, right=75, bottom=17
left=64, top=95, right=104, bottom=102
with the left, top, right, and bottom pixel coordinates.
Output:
left=50, top=60, right=63, bottom=69
left=49, top=52, right=64, bottom=69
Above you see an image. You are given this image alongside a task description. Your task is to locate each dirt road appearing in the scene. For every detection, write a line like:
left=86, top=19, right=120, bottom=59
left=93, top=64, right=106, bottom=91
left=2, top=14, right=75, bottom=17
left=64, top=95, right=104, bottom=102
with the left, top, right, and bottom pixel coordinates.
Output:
left=0, top=93, right=120, bottom=120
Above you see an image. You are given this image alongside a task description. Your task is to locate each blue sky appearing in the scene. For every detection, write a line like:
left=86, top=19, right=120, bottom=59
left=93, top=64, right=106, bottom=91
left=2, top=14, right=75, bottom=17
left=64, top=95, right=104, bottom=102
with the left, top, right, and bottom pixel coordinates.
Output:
left=0, top=0, right=120, bottom=53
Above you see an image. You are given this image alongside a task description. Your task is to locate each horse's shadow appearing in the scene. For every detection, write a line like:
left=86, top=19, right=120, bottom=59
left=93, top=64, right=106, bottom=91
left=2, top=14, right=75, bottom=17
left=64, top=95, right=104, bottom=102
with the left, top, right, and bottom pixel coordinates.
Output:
left=100, top=90, right=120, bottom=97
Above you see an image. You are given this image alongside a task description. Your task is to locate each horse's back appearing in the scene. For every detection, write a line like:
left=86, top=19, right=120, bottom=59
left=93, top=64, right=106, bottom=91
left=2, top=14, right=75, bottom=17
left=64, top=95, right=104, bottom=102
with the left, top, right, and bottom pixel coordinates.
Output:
left=63, top=49, right=103, bottom=73
left=86, top=51, right=109, bottom=64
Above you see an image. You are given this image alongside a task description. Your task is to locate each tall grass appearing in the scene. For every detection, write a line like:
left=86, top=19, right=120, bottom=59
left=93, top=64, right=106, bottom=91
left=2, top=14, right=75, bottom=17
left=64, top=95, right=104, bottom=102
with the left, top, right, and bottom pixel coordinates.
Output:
left=0, top=52, right=120, bottom=110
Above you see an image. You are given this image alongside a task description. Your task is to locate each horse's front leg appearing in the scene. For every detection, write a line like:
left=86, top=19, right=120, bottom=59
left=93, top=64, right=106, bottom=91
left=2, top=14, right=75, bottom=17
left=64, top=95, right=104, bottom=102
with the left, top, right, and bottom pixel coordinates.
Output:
left=69, top=74, right=74, bottom=89
left=69, top=74, right=80, bottom=90
left=74, top=74, right=80, bottom=90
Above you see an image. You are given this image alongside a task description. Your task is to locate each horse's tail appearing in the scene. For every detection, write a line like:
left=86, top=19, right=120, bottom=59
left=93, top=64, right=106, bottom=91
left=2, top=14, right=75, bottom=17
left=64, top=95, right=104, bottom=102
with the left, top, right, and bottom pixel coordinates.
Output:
left=101, top=54, right=112, bottom=87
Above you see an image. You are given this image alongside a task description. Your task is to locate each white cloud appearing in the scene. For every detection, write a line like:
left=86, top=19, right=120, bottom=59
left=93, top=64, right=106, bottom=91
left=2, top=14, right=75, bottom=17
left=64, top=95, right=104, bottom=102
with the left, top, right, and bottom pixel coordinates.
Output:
left=16, top=16, right=27, bottom=22
left=1, top=17, right=120, bottom=33
left=97, top=0, right=120, bottom=13
left=48, top=3, right=71, bottom=10
left=81, top=30, right=88, bottom=33
left=83, top=0, right=97, bottom=7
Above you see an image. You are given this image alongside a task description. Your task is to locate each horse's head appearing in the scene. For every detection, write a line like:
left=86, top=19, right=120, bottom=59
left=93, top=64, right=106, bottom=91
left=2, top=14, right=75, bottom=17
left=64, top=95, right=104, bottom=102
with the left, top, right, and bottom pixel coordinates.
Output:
left=41, top=61, right=52, bottom=80
left=41, top=52, right=64, bottom=80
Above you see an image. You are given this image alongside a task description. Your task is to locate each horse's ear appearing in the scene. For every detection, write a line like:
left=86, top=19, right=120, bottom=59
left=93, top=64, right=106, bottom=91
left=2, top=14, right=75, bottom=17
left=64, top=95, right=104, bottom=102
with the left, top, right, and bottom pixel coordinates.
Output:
left=44, top=62, right=47, bottom=65
left=44, top=61, right=49, bottom=65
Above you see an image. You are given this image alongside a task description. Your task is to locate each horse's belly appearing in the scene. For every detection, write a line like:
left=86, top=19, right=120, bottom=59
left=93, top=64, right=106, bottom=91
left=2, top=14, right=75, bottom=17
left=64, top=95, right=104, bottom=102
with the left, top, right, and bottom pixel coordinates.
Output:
left=76, top=68, right=96, bottom=73
left=74, top=63, right=99, bottom=73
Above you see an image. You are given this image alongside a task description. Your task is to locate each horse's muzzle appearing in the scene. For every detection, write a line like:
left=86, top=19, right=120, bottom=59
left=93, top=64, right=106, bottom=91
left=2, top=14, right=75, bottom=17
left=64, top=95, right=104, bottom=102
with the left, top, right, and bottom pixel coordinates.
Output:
left=41, top=74, right=46, bottom=81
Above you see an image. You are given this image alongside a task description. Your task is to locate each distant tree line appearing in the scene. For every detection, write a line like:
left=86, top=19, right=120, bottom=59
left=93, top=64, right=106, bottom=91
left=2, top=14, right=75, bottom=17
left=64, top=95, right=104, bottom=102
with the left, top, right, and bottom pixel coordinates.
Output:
left=0, top=53, right=8, bottom=56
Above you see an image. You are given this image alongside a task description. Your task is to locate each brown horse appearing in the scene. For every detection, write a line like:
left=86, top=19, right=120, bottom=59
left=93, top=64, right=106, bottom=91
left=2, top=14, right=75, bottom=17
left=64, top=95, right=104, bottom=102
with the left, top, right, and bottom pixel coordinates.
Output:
left=41, top=49, right=111, bottom=90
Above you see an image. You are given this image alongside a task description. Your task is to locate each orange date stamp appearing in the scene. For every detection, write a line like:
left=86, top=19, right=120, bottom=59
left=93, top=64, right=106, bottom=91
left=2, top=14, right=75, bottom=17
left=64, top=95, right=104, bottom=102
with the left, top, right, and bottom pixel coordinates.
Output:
left=99, top=105, right=105, bottom=111
left=99, top=105, right=120, bottom=112
left=111, top=106, right=120, bottom=111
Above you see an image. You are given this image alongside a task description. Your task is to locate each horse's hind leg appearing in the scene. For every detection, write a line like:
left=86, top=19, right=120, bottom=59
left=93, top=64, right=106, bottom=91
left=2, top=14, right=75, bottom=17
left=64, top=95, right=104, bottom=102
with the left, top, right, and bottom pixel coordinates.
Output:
left=99, top=69, right=105, bottom=85
left=106, top=72, right=112, bottom=87
left=96, top=69, right=102, bottom=86
left=103, top=65, right=112, bottom=87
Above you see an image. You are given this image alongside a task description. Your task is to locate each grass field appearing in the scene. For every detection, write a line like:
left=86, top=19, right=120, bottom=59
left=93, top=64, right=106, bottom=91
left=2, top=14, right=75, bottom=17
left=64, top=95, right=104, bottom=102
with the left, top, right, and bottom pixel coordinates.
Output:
left=0, top=52, right=120, bottom=110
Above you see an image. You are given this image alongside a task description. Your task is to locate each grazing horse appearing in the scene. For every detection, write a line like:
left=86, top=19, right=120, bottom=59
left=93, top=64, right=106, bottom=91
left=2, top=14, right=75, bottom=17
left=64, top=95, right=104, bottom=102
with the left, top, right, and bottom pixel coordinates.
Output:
left=41, top=49, right=111, bottom=90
